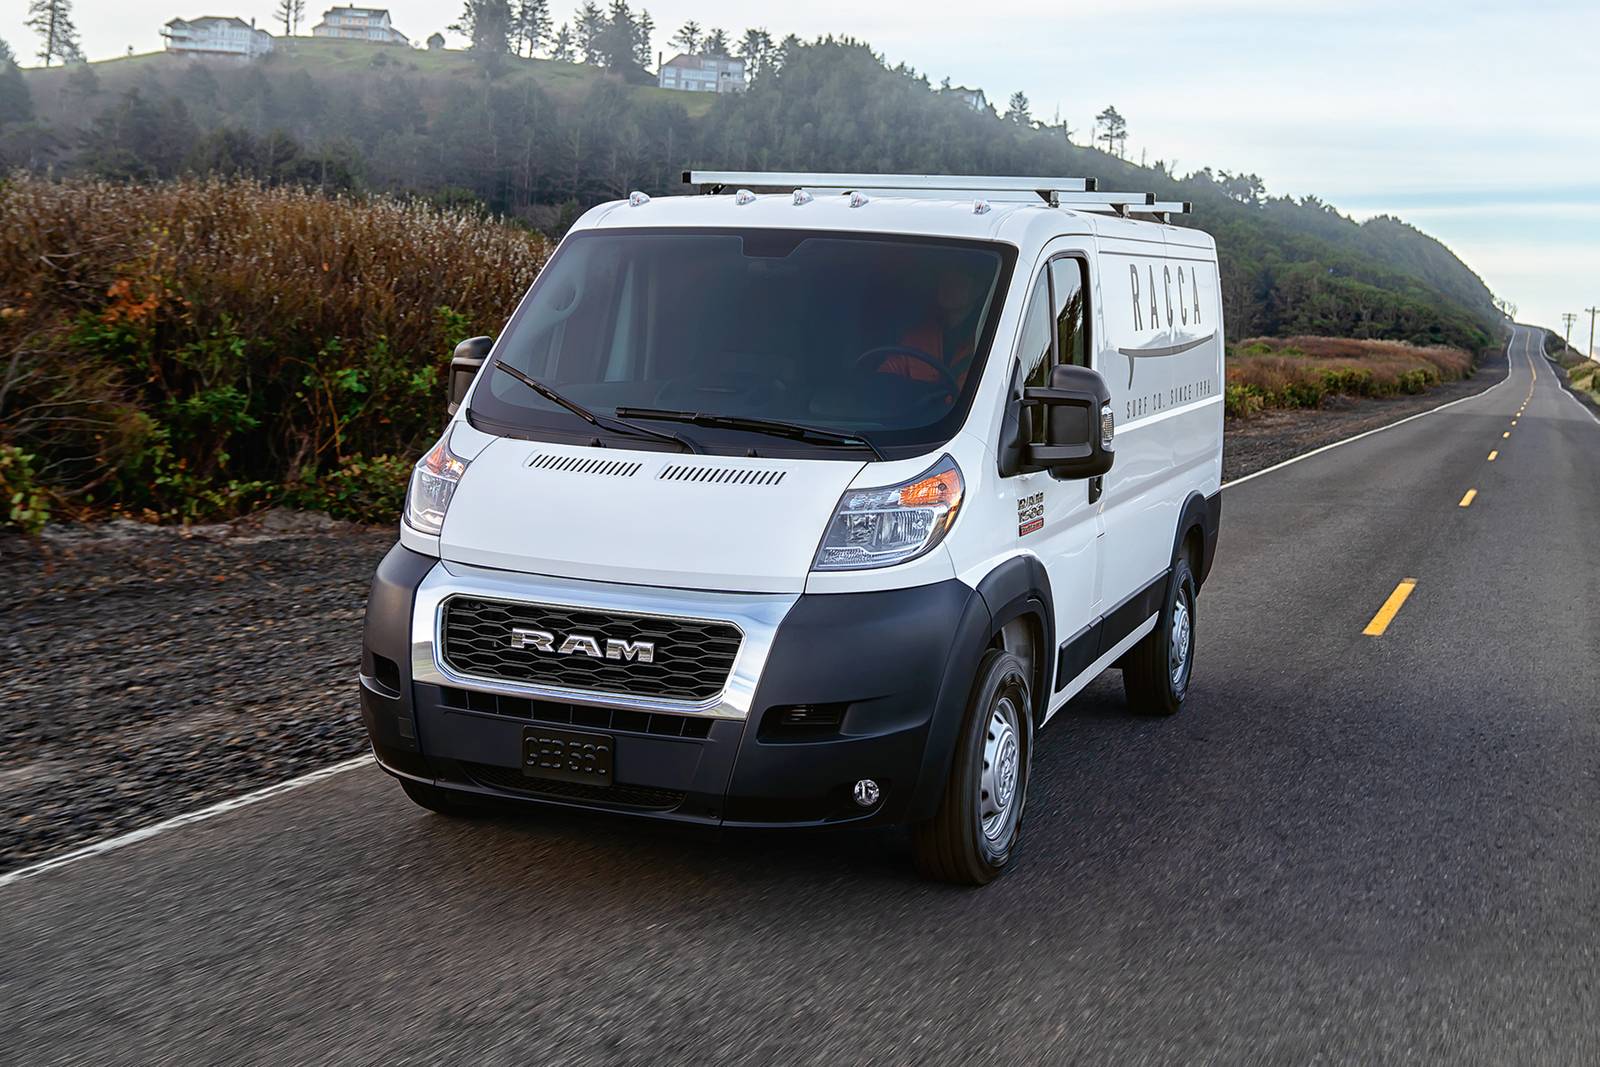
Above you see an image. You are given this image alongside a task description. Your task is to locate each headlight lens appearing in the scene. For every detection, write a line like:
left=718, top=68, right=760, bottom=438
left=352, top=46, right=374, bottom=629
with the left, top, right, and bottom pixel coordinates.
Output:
left=813, top=456, right=965, bottom=571
left=404, top=427, right=470, bottom=536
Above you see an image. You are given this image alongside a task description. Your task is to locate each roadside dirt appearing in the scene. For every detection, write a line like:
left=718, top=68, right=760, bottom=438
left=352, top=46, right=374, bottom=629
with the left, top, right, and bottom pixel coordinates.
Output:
left=0, top=357, right=1512, bottom=869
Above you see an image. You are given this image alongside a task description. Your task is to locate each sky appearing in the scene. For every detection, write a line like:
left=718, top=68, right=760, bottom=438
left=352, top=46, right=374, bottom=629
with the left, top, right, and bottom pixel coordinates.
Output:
left=6, top=0, right=1597, bottom=351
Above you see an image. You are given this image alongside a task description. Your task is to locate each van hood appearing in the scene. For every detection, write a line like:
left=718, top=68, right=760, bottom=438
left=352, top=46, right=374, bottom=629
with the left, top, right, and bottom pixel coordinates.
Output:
left=438, top=438, right=866, bottom=593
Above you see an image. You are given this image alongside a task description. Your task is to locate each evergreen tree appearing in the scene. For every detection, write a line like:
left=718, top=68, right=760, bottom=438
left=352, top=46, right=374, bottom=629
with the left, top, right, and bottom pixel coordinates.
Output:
left=736, top=28, right=772, bottom=77
left=635, top=8, right=654, bottom=68
left=574, top=2, right=605, bottom=63
left=452, top=0, right=514, bottom=53
left=1095, top=105, right=1126, bottom=158
left=1004, top=90, right=1031, bottom=125
left=27, top=0, right=81, bottom=67
left=274, top=0, right=306, bottom=36
left=0, top=41, right=33, bottom=126
left=669, top=20, right=700, bottom=54
left=702, top=27, right=728, bottom=56
left=550, top=22, right=575, bottom=61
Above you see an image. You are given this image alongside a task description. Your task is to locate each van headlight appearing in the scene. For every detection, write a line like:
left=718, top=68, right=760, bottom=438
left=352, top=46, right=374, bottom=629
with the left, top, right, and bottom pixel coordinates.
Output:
left=404, top=427, right=471, bottom=536
left=813, top=456, right=965, bottom=571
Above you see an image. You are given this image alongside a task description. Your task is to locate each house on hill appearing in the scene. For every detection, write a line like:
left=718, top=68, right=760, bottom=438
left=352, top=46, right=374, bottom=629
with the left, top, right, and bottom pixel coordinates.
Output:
left=311, top=6, right=409, bottom=45
left=426, top=32, right=445, bottom=51
left=657, top=53, right=747, bottom=94
left=939, top=85, right=988, bottom=112
left=162, top=16, right=275, bottom=59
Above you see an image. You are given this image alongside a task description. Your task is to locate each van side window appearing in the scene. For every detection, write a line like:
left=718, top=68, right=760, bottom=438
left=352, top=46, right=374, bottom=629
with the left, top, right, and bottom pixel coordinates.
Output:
left=1050, top=258, right=1089, bottom=368
left=1018, top=270, right=1053, bottom=392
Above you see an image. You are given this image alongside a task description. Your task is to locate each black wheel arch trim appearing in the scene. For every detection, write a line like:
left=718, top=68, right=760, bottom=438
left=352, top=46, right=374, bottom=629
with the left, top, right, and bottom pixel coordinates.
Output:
left=1173, top=490, right=1222, bottom=587
left=974, top=554, right=1056, bottom=722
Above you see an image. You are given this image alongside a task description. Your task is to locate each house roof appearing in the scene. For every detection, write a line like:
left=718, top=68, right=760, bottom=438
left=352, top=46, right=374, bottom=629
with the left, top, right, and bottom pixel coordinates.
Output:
left=661, top=52, right=744, bottom=71
left=165, top=16, right=257, bottom=29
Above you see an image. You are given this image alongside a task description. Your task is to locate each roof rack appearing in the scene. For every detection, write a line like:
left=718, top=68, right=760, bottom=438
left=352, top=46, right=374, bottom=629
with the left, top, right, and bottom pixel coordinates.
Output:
left=680, top=171, right=1192, bottom=219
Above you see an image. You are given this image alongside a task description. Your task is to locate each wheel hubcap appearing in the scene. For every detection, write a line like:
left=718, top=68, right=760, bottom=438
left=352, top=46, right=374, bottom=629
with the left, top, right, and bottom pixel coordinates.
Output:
left=980, top=695, right=1022, bottom=843
left=1170, top=592, right=1192, bottom=690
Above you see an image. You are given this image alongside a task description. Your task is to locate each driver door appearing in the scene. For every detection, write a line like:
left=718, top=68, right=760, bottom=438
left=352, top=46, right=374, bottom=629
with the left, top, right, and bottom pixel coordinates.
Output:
left=1007, top=252, right=1105, bottom=705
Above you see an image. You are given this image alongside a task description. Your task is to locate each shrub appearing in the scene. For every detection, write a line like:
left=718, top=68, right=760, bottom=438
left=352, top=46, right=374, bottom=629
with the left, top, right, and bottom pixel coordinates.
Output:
left=0, top=176, right=548, bottom=522
left=1226, top=335, right=1473, bottom=417
left=0, top=444, right=50, bottom=534
left=287, top=453, right=413, bottom=523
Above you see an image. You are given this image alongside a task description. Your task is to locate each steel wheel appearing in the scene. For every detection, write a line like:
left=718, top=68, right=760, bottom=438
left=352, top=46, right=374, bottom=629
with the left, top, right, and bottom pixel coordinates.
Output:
left=1169, top=590, right=1193, bottom=691
left=979, top=695, right=1023, bottom=844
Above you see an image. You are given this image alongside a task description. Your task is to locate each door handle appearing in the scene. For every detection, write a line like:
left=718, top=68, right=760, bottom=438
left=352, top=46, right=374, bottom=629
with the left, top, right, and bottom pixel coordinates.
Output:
left=1088, top=475, right=1103, bottom=504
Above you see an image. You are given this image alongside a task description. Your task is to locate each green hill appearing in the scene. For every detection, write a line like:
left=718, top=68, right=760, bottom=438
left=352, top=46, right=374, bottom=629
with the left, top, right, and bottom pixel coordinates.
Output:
left=7, top=36, right=1501, bottom=351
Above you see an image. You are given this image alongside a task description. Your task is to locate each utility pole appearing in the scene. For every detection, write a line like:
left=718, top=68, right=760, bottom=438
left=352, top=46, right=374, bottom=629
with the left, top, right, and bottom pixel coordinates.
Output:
left=1587, top=307, right=1600, bottom=361
left=1561, top=312, right=1578, bottom=351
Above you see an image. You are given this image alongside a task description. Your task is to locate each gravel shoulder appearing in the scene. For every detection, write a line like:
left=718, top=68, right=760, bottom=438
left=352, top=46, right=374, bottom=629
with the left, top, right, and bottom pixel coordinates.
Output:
left=0, top=356, right=1512, bottom=870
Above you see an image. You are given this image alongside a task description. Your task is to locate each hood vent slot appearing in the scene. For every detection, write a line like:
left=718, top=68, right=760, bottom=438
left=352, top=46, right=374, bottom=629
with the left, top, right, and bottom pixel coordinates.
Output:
left=527, top=454, right=643, bottom=478
left=659, top=464, right=787, bottom=487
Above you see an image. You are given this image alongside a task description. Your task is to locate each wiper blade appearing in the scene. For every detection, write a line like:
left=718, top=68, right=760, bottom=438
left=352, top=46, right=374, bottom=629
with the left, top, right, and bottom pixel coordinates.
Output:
left=493, top=362, right=701, bottom=454
left=613, top=407, right=886, bottom=461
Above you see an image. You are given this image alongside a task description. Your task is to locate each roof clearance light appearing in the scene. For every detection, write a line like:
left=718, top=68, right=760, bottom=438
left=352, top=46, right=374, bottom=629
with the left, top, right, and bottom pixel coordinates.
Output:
left=735, top=188, right=757, bottom=205
left=973, top=199, right=992, bottom=215
left=792, top=189, right=814, bottom=206
left=813, top=456, right=965, bottom=571
left=849, top=191, right=870, bottom=208
left=627, top=191, right=650, bottom=207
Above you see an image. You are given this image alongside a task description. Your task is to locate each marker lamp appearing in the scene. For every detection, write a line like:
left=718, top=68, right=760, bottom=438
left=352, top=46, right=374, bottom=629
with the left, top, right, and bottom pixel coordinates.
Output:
left=404, top=426, right=470, bottom=536
left=813, top=456, right=965, bottom=571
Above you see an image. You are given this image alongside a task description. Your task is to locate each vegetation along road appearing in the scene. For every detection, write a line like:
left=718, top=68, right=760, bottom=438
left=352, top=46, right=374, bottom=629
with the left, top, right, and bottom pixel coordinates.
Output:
left=2, top=325, right=1596, bottom=1061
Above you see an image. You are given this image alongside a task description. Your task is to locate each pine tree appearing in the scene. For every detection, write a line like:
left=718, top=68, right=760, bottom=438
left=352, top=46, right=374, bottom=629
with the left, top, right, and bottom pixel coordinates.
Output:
left=702, top=27, right=728, bottom=57
left=669, top=20, right=700, bottom=54
left=514, top=0, right=551, bottom=56
left=574, top=2, right=605, bottom=63
left=27, top=0, right=81, bottom=67
left=1094, top=105, right=1126, bottom=158
left=452, top=0, right=513, bottom=53
left=274, top=0, right=306, bottom=36
left=1004, top=90, right=1031, bottom=125
left=634, top=8, right=653, bottom=68
left=736, top=28, right=772, bottom=78
left=550, top=22, right=574, bottom=60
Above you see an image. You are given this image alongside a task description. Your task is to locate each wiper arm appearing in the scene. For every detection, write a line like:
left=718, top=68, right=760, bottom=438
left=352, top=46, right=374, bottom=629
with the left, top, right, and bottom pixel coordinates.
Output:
left=493, top=362, right=702, bottom=454
left=613, top=407, right=886, bottom=461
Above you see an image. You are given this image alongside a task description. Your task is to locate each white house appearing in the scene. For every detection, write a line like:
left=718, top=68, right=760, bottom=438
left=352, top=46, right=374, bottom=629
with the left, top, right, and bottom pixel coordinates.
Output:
left=658, top=53, right=747, bottom=94
left=311, top=6, right=409, bottom=45
left=162, top=16, right=274, bottom=59
left=939, top=85, right=988, bottom=112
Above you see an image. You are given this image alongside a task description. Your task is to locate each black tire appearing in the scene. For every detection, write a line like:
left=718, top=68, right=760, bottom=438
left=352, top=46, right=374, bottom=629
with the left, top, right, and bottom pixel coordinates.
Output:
left=1122, top=554, right=1198, bottom=716
left=400, top=778, right=490, bottom=817
left=912, top=649, right=1032, bottom=886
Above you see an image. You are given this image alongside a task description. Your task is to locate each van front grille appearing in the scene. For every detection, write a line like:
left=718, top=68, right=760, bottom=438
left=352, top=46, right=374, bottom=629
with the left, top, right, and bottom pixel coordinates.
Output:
left=440, top=597, right=742, bottom=702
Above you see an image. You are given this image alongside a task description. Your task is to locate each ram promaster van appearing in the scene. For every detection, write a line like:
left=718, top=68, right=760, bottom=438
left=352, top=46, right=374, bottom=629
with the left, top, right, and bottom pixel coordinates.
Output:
left=359, top=172, right=1223, bottom=884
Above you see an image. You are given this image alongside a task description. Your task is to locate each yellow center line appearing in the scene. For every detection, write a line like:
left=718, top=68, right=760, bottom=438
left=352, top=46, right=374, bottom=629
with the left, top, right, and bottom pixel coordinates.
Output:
left=1364, top=579, right=1418, bottom=637
left=1488, top=450, right=1498, bottom=461
left=1459, top=489, right=1477, bottom=507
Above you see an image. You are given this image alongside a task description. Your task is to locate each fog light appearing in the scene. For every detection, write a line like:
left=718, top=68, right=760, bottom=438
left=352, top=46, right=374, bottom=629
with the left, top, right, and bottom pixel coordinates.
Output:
left=853, top=779, right=881, bottom=808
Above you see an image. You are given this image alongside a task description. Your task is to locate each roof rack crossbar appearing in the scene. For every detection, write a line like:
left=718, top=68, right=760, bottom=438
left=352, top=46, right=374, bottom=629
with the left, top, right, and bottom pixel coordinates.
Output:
left=683, top=170, right=1097, bottom=201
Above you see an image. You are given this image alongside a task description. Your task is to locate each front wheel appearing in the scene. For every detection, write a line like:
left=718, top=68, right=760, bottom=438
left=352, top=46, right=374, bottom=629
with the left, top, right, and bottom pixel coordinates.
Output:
left=912, top=649, right=1032, bottom=886
left=1122, top=555, right=1198, bottom=716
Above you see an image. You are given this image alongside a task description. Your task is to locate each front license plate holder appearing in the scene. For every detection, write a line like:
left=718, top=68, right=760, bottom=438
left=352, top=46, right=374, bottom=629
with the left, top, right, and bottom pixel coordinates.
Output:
left=522, top=726, right=613, bottom=787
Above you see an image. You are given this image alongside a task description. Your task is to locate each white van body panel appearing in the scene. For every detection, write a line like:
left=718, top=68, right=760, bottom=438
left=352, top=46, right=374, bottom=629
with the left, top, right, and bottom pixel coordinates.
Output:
left=433, top=190, right=1223, bottom=691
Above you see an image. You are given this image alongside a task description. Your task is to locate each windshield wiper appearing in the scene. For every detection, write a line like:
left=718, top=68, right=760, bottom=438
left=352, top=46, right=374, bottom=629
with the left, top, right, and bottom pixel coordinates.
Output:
left=493, top=362, right=702, bottom=454
left=613, top=407, right=886, bottom=461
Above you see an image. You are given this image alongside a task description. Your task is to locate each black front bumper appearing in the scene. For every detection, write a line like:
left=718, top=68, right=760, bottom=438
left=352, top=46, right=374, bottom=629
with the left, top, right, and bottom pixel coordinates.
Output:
left=360, top=545, right=992, bottom=829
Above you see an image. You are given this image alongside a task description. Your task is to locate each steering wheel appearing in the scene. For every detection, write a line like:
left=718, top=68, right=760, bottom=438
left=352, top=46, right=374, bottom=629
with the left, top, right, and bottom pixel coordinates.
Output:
left=853, top=345, right=960, bottom=396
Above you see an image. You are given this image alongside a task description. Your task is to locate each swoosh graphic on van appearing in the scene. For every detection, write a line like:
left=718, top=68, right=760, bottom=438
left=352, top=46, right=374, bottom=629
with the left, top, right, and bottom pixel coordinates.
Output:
left=1117, top=330, right=1216, bottom=388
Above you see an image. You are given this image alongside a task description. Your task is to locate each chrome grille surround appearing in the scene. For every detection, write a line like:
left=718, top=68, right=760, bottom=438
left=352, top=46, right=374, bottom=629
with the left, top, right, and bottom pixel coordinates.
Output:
left=411, top=561, right=798, bottom=720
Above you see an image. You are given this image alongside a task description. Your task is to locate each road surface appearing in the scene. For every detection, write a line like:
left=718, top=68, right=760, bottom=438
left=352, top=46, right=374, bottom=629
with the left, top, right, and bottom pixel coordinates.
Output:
left=4, top=325, right=1597, bottom=1064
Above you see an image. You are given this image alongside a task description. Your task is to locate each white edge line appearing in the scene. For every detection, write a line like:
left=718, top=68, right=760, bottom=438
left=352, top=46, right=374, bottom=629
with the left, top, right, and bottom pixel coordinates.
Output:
left=1221, top=328, right=1520, bottom=490
left=0, top=332, right=1537, bottom=888
left=0, top=755, right=373, bottom=889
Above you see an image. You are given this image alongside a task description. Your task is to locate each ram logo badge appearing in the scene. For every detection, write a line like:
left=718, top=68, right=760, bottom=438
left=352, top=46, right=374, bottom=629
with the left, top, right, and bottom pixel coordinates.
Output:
left=509, top=627, right=656, bottom=663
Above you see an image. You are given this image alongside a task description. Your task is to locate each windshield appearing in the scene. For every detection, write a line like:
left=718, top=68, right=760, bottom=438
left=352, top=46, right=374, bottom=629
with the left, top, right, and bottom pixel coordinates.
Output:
left=468, top=228, right=1014, bottom=459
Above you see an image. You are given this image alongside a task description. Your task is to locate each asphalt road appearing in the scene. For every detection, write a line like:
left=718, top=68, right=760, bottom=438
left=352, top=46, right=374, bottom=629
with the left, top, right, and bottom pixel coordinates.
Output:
left=4, top=325, right=1597, bottom=1064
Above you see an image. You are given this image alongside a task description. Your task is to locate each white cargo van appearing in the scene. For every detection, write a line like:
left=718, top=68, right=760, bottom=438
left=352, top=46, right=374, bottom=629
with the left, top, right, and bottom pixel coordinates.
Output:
left=359, top=172, right=1223, bottom=884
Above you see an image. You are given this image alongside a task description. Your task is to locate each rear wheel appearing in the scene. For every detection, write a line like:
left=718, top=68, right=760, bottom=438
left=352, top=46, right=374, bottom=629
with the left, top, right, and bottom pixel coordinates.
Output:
left=912, top=649, right=1032, bottom=886
left=400, top=778, right=491, bottom=818
left=1123, top=555, right=1198, bottom=716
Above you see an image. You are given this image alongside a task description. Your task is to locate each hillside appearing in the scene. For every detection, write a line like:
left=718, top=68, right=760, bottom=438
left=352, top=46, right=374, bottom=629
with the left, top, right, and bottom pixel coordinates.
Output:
left=5, top=36, right=1501, bottom=351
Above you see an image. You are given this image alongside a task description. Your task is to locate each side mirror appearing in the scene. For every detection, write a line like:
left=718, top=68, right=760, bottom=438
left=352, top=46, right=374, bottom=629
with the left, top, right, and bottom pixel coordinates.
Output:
left=448, top=336, right=493, bottom=415
left=1023, top=364, right=1115, bottom=479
